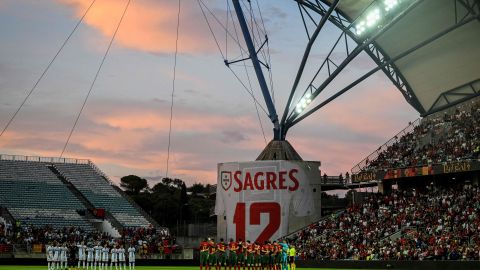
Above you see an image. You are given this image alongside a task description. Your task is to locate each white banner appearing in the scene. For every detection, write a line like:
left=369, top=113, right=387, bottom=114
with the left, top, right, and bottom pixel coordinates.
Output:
left=215, top=160, right=318, bottom=242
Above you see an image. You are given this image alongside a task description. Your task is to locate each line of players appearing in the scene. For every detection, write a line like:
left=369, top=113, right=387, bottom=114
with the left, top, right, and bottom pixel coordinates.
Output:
left=46, top=241, right=136, bottom=270
left=199, top=238, right=295, bottom=270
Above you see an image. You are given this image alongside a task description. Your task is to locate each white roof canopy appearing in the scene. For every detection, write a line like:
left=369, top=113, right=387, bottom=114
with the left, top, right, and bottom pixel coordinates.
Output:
left=323, top=0, right=480, bottom=115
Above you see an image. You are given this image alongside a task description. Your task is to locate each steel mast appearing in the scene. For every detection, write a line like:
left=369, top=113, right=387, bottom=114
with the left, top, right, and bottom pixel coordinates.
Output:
left=231, top=0, right=281, bottom=140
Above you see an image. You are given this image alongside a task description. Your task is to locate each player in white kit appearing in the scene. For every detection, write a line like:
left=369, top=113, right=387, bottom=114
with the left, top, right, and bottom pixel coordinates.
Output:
left=101, top=244, right=110, bottom=270
left=117, top=245, right=126, bottom=270
left=94, top=242, right=103, bottom=270
left=53, top=243, right=61, bottom=270
left=46, top=243, right=54, bottom=270
left=127, top=245, right=136, bottom=270
left=110, top=245, right=118, bottom=270
left=77, top=241, right=87, bottom=269
left=60, top=244, right=68, bottom=270
left=86, top=244, right=94, bottom=270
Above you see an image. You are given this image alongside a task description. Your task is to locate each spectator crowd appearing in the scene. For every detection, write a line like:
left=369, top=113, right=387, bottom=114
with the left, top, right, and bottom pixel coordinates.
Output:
left=363, top=99, right=480, bottom=171
left=0, top=224, right=178, bottom=258
left=289, top=184, right=480, bottom=261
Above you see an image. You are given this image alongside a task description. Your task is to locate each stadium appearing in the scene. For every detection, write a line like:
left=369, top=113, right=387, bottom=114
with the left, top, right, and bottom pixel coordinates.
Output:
left=1, top=0, right=480, bottom=270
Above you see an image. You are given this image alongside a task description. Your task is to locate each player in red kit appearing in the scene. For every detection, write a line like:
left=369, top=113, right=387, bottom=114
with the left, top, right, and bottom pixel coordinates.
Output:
left=246, top=241, right=255, bottom=270
left=268, top=241, right=277, bottom=270
left=253, top=242, right=261, bottom=270
left=200, top=238, right=210, bottom=270
left=261, top=241, right=270, bottom=270
left=228, top=239, right=238, bottom=270
left=236, top=239, right=246, bottom=270
left=217, top=239, right=227, bottom=270
left=208, top=239, right=217, bottom=270
left=273, top=242, right=282, bottom=270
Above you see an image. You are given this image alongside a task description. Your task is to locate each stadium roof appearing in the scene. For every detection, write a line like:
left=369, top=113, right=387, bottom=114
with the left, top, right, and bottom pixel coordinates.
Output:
left=321, top=0, right=480, bottom=116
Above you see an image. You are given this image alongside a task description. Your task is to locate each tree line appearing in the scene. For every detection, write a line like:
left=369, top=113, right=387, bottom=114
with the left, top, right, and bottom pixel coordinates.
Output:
left=119, top=175, right=215, bottom=228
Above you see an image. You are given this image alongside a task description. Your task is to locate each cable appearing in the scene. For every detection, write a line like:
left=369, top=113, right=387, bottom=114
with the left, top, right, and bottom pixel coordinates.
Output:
left=165, top=0, right=181, bottom=179
left=241, top=0, right=275, bottom=107
left=254, top=0, right=275, bottom=105
left=198, top=0, right=269, bottom=116
left=60, top=0, right=131, bottom=157
left=227, top=67, right=269, bottom=116
left=228, top=4, right=267, bottom=144
left=0, top=0, right=97, bottom=138
left=198, top=0, right=249, bottom=56
left=198, top=0, right=225, bottom=59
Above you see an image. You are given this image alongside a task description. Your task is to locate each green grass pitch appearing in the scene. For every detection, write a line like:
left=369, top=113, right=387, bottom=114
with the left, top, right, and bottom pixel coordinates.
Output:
left=0, top=267, right=365, bottom=270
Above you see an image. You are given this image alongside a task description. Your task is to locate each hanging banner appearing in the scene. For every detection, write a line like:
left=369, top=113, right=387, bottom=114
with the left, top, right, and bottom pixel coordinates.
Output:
left=215, top=160, right=319, bottom=243
left=351, top=160, right=480, bottom=182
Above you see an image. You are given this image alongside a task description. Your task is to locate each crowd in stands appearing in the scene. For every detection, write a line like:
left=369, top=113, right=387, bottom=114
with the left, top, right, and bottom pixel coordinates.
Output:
left=364, top=100, right=480, bottom=171
left=0, top=223, right=10, bottom=244
left=289, top=184, right=480, bottom=261
left=0, top=224, right=178, bottom=257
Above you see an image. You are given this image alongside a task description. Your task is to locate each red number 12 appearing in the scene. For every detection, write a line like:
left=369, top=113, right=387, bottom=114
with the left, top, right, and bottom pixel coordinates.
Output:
left=233, top=202, right=280, bottom=243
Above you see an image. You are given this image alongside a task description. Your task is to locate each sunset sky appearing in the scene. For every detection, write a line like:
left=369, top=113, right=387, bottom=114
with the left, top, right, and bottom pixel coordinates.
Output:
left=0, top=0, right=419, bottom=186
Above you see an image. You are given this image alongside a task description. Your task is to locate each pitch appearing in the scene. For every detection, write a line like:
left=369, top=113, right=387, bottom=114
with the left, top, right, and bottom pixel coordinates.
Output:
left=0, top=267, right=365, bottom=270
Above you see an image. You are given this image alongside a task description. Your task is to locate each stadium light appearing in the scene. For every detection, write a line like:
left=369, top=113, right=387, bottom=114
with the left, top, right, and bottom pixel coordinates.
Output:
left=385, top=0, right=399, bottom=11
left=295, top=105, right=303, bottom=113
left=355, top=21, right=366, bottom=35
left=366, top=8, right=380, bottom=27
left=354, top=0, right=406, bottom=36
left=295, top=94, right=313, bottom=114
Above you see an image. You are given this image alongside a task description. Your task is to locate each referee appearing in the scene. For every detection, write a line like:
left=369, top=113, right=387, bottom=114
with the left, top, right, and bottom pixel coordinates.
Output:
left=288, top=244, right=296, bottom=270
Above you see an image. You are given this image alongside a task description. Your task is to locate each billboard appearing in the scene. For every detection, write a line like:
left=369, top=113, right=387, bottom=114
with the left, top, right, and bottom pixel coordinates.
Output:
left=351, top=160, right=480, bottom=183
left=215, top=160, right=320, bottom=242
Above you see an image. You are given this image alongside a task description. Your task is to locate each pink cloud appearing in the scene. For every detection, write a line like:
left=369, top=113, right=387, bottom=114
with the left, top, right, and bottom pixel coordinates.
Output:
left=0, top=99, right=266, bottom=184
left=58, top=0, right=220, bottom=54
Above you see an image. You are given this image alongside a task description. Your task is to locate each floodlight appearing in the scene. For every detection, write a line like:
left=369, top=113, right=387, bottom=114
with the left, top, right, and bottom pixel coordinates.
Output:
left=296, top=108, right=302, bottom=113
left=366, top=8, right=380, bottom=27
left=305, top=93, right=312, bottom=99
left=355, top=21, right=366, bottom=35
left=385, top=0, right=398, bottom=11
left=306, top=99, right=312, bottom=104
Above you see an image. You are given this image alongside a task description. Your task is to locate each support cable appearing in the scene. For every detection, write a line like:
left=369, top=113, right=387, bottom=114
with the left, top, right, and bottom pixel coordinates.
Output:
left=198, top=0, right=225, bottom=59
left=198, top=0, right=249, bottom=56
left=254, top=0, right=275, bottom=105
left=165, top=0, right=181, bottom=178
left=197, top=0, right=269, bottom=116
left=60, top=0, right=131, bottom=157
left=228, top=3, right=267, bottom=144
left=0, top=0, right=97, bottom=138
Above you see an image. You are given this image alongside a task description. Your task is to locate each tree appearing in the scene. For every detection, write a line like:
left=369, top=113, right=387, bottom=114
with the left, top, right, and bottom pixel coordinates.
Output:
left=188, top=183, right=205, bottom=195
left=180, top=182, right=188, bottom=205
left=120, top=175, right=148, bottom=195
left=120, top=175, right=216, bottom=228
left=152, top=182, right=170, bottom=194
left=161, top=177, right=173, bottom=186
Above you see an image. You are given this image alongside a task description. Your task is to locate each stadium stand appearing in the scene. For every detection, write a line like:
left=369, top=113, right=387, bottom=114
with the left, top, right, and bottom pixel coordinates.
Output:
left=0, top=160, right=94, bottom=231
left=53, top=163, right=150, bottom=227
left=0, top=156, right=157, bottom=233
left=353, top=97, right=480, bottom=174
left=288, top=184, right=480, bottom=261
left=287, top=98, right=480, bottom=262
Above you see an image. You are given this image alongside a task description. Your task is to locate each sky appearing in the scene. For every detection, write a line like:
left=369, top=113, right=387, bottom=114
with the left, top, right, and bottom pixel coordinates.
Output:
left=0, top=0, right=419, bottom=186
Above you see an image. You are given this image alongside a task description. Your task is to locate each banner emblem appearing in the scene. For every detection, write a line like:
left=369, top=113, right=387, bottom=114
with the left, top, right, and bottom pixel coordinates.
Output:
left=221, top=171, right=232, bottom=191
